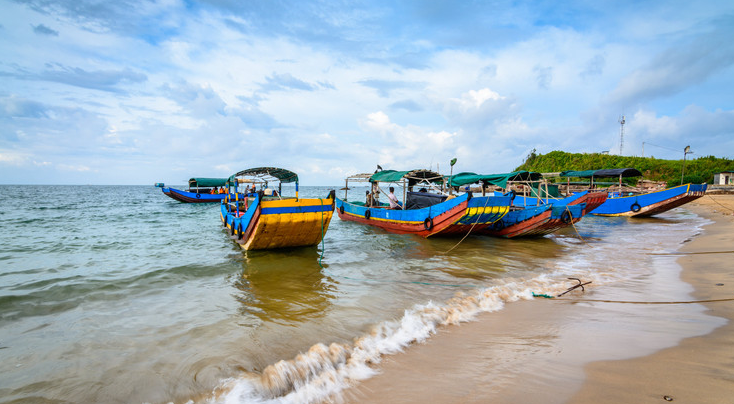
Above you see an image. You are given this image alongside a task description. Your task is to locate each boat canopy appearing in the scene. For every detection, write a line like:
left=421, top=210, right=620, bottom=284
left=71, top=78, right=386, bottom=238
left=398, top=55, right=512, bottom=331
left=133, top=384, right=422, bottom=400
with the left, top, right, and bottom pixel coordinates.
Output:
left=560, top=168, right=642, bottom=178
left=448, top=171, right=542, bottom=188
left=227, top=167, right=299, bottom=185
left=188, top=178, right=228, bottom=188
left=369, top=169, right=444, bottom=185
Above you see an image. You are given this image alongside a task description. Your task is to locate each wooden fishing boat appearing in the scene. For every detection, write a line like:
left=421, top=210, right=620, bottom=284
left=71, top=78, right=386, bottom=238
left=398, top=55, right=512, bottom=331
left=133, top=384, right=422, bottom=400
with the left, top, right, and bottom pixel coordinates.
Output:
left=511, top=190, right=608, bottom=216
left=558, top=169, right=707, bottom=217
left=335, top=169, right=476, bottom=237
left=161, top=177, right=228, bottom=203
left=449, top=171, right=591, bottom=238
left=220, top=167, right=335, bottom=250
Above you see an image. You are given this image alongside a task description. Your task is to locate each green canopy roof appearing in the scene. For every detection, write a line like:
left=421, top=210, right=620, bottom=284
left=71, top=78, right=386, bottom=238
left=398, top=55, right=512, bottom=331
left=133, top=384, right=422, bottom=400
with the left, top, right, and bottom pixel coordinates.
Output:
left=188, top=177, right=228, bottom=187
left=560, top=168, right=642, bottom=178
left=558, top=170, right=597, bottom=178
left=448, top=171, right=542, bottom=188
left=227, top=167, right=299, bottom=185
left=369, top=169, right=444, bottom=184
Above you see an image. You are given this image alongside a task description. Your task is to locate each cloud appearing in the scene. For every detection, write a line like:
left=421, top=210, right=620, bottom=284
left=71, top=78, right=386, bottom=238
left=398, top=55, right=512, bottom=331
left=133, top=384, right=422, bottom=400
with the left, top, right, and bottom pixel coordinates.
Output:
left=442, top=88, right=519, bottom=129
left=12, top=65, right=149, bottom=93
left=607, top=16, right=734, bottom=107
left=580, top=54, right=605, bottom=78
left=358, top=79, right=424, bottom=98
left=260, top=73, right=317, bottom=92
left=389, top=99, right=423, bottom=112
left=32, top=23, right=58, bottom=36
left=533, top=65, right=553, bottom=89
left=0, top=96, right=49, bottom=118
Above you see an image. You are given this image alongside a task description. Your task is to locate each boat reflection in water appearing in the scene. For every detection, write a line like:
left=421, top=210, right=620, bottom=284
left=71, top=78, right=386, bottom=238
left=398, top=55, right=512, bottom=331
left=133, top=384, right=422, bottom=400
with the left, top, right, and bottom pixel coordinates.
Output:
left=231, top=248, right=336, bottom=325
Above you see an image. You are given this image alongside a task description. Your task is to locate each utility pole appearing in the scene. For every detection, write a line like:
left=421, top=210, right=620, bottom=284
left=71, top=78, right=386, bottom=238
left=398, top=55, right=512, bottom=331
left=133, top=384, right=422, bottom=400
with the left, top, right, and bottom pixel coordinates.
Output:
left=618, top=115, right=626, bottom=155
left=680, top=146, right=692, bottom=185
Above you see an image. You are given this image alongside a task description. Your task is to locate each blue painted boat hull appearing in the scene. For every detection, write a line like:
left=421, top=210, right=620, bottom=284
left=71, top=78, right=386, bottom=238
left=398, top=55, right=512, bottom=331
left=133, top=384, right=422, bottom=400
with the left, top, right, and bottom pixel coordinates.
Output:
left=221, top=191, right=335, bottom=250
left=590, top=183, right=707, bottom=217
left=162, top=187, right=227, bottom=203
left=335, top=193, right=471, bottom=237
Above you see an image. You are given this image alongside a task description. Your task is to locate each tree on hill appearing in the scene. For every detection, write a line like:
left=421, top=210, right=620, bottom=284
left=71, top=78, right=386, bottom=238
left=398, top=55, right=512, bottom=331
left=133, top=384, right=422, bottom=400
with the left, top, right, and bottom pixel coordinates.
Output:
left=515, top=151, right=734, bottom=187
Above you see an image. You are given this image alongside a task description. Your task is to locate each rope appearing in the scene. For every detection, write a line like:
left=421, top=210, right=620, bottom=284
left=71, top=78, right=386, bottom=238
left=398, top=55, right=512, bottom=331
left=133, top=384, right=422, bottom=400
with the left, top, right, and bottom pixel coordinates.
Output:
left=317, top=197, right=477, bottom=288
left=442, top=194, right=491, bottom=254
left=649, top=250, right=734, bottom=255
left=574, top=297, right=734, bottom=305
left=564, top=205, right=587, bottom=243
left=705, top=194, right=734, bottom=213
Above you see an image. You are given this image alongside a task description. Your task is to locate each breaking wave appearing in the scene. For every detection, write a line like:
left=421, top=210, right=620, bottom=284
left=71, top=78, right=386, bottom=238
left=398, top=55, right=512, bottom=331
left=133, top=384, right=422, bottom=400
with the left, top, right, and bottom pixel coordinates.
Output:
left=200, top=274, right=589, bottom=404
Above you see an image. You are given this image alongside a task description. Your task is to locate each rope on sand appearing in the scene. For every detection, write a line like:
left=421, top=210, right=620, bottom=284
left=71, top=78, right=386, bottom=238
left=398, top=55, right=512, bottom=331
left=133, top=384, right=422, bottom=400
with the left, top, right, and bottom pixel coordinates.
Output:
left=649, top=250, right=734, bottom=255
left=574, top=297, right=734, bottom=305
left=705, top=194, right=734, bottom=213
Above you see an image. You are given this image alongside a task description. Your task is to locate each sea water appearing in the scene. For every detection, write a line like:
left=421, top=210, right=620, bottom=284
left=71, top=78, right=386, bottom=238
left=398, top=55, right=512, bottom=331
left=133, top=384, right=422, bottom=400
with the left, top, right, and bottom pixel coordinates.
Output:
left=0, top=185, right=715, bottom=403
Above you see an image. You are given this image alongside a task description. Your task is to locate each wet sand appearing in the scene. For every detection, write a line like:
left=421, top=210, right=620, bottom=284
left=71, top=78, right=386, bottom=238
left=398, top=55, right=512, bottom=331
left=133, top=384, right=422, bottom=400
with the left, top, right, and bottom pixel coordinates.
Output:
left=348, top=194, right=734, bottom=404
left=569, top=194, right=734, bottom=404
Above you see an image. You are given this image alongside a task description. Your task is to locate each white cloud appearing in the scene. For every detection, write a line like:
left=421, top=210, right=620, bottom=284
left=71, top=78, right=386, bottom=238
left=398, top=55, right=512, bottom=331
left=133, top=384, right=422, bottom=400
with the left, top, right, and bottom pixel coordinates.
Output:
left=0, top=0, right=732, bottom=185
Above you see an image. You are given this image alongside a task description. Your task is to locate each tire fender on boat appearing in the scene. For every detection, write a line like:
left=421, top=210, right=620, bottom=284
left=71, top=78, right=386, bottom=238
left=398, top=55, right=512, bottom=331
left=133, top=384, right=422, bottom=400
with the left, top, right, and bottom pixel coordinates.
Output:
left=230, top=219, right=236, bottom=236
left=339, top=205, right=345, bottom=215
left=196, top=193, right=201, bottom=199
left=631, top=202, right=642, bottom=212
left=364, top=209, right=371, bottom=220
left=561, top=210, right=573, bottom=224
left=237, top=223, right=244, bottom=240
left=423, top=217, right=434, bottom=231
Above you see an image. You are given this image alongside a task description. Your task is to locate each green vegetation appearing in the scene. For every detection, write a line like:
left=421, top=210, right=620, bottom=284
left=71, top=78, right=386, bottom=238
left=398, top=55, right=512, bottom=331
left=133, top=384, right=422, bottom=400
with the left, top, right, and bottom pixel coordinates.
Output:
left=516, top=150, right=734, bottom=187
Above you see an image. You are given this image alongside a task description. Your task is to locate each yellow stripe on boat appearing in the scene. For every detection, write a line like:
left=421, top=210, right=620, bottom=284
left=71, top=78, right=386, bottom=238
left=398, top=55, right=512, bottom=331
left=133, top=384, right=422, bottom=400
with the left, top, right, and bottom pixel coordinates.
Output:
left=242, top=197, right=334, bottom=250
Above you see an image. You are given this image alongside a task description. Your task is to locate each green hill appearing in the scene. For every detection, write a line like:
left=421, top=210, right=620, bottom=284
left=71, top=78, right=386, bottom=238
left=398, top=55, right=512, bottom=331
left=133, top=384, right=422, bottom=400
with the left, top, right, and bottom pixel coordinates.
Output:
left=515, top=150, right=734, bottom=187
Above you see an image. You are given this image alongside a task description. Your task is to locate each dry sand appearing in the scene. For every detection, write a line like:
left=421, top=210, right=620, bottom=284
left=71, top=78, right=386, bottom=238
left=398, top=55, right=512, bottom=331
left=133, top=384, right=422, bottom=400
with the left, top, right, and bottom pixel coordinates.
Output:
left=347, top=194, right=734, bottom=404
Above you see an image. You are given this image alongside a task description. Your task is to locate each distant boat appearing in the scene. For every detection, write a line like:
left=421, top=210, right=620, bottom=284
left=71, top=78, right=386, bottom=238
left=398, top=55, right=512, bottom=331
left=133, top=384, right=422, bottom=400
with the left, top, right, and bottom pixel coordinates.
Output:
left=558, top=168, right=707, bottom=217
left=154, top=182, right=165, bottom=188
left=220, top=167, right=335, bottom=250
left=161, top=177, right=229, bottom=203
left=449, top=171, right=594, bottom=238
left=335, top=169, right=481, bottom=237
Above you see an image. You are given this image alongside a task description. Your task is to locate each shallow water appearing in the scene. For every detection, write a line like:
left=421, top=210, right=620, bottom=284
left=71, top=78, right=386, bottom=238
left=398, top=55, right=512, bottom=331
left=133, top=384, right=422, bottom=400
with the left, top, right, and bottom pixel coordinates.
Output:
left=0, top=185, right=714, bottom=404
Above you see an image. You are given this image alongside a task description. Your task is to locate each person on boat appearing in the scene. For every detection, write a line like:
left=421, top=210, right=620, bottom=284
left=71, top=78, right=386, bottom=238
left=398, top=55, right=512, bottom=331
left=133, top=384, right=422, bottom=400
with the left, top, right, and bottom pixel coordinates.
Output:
left=387, top=187, right=401, bottom=209
left=210, top=188, right=216, bottom=194
left=365, top=190, right=375, bottom=207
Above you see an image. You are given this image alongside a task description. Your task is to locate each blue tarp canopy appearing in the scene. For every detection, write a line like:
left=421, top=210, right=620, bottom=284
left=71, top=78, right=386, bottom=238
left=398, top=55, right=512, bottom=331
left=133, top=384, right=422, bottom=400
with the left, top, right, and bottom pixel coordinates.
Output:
left=448, top=171, right=542, bottom=188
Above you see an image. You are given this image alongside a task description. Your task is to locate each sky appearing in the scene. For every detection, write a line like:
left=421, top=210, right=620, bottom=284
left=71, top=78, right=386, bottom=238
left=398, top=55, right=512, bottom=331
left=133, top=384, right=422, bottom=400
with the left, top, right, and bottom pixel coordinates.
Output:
left=1, top=0, right=733, bottom=186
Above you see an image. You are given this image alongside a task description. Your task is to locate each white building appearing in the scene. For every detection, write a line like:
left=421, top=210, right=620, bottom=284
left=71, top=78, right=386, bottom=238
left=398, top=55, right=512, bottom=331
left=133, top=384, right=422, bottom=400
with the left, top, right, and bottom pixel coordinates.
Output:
left=713, top=171, right=734, bottom=185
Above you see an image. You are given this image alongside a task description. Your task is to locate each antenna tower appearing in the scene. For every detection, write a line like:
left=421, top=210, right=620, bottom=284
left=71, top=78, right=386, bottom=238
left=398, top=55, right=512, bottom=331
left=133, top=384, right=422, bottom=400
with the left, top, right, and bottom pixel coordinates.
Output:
left=618, top=115, right=626, bottom=155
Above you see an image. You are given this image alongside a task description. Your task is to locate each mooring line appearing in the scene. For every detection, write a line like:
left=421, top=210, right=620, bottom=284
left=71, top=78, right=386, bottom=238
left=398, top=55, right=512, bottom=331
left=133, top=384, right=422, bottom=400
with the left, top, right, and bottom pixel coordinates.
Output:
left=317, top=198, right=475, bottom=288
left=442, top=193, right=492, bottom=255
left=705, top=194, right=734, bottom=213
left=572, top=297, right=734, bottom=305
left=649, top=250, right=734, bottom=255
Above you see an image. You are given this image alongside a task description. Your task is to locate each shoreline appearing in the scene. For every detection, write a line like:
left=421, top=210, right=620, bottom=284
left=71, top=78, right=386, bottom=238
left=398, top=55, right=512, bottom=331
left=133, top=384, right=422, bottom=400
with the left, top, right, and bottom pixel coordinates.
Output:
left=568, top=194, right=734, bottom=403
left=347, top=194, right=734, bottom=404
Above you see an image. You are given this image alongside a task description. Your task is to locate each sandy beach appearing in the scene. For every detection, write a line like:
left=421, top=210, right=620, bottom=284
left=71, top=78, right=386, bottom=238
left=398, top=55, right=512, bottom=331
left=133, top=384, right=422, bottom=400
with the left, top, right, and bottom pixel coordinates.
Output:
left=348, top=194, right=734, bottom=404
left=569, top=194, right=734, bottom=404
